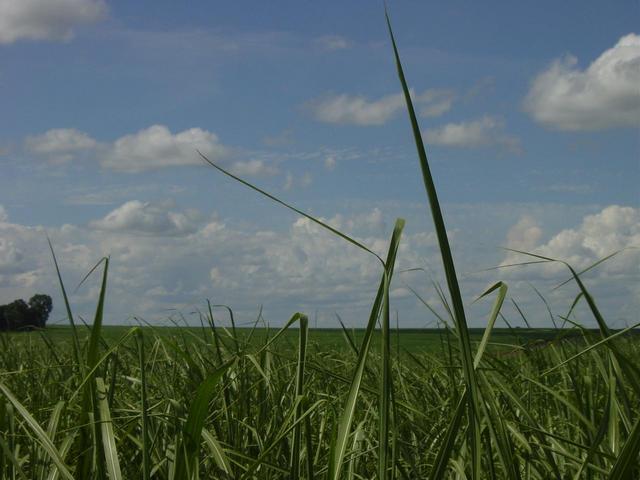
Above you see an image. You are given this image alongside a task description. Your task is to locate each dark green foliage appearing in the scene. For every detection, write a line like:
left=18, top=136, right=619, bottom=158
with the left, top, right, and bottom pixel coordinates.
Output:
left=0, top=294, right=52, bottom=331
left=28, top=294, right=53, bottom=328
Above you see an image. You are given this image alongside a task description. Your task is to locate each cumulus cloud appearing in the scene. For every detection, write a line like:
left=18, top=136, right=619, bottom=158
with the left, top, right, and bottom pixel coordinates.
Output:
left=89, top=200, right=203, bottom=236
left=25, top=128, right=97, bottom=163
left=0, top=0, right=107, bottom=44
left=309, top=88, right=455, bottom=126
left=505, top=215, right=543, bottom=252
left=524, top=33, right=640, bottom=131
left=0, top=203, right=438, bottom=324
left=425, top=116, right=522, bottom=153
left=309, top=92, right=405, bottom=126
left=21, top=125, right=279, bottom=176
left=0, top=202, right=637, bottom=327
left=502, top=205, right=640, bottom=276
left=101, top=125, right=229, bottom=172
left=495, top=205, right=640, bottom=327
left=0, top=237, right=23, bottom=272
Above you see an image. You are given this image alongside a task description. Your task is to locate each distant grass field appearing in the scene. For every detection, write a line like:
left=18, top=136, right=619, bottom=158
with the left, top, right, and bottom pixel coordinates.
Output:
left=6, top=325, right=612, bottom=355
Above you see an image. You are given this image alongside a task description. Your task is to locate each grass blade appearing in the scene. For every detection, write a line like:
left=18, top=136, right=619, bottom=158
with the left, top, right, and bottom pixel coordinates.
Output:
left=95, top=377, right=123, bottom=480
left=0, top=382, right=74, bottom=480
left=386, top=10, right=481, bottom=477
left=329, top=218, right=405, bottom=480
left=174, top=358, right=236, bottom=479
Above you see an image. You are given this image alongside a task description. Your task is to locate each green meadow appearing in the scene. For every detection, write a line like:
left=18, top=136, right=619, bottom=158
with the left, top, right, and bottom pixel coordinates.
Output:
left=1, top=14, right=639, bottom=480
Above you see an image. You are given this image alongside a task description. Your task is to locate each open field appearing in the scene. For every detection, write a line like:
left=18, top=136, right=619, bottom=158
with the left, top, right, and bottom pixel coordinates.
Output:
left=7, top=325, right=637, bottom=355
left=1, top=322, right=639, bottom=479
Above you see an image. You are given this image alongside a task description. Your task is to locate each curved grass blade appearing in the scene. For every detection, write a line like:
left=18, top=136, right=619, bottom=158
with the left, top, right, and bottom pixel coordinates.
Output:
left=202, top=429, right=232, bottom=476
left=198, top=151, right=384, bottom=266
left=473, top=282, right=508, bottom=369
left=0, top=382, right=74, bottom=480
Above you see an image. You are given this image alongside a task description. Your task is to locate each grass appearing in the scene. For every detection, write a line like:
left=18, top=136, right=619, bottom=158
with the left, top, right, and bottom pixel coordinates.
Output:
left=1, top=9, right=639, bottom=479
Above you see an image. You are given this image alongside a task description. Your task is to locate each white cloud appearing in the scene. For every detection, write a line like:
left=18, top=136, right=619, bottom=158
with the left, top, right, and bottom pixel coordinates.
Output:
left=0, top=205, right=8, bottom=223
left=540, top=205, right=639, bottom=270
left=309, top=89, right=455, bottom=126
left=0, top=202, right=637, bottom=327
left=0, top=0, right=107, bottom=44
left=416, top=89, right=456, bottom=117
left=0, top=237, right=23, bottom=271
left=310, top=92, right=405, bottom=126
left=89, top=200, right=203, bottom=236
left=230, top=159, right=278, bottom=177
left=101, top=125, right=228, bottom=172
left=524, top=33, right=640, bottom=131
left=25, top=128, right=97, bottom=163
left=425, top=116, right=522, bottom=153
left=505, top=215, right=543, bottom=252
left=316, top=35, right=351, bottom=51
left=0, top=204, right=433, bottom=324
left=22, top=125, right=281, bottom=176
left=495, top=205, right=640, bottom=327
left=502, top=205, right=640, bottom=276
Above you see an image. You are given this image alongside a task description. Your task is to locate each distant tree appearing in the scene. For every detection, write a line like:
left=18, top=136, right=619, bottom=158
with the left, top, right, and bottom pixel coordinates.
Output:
left=28, top=294, right=53, bottom=328
left=3, top=299, right=30, bottom=330
left=0, top=294, right=53, bottom=331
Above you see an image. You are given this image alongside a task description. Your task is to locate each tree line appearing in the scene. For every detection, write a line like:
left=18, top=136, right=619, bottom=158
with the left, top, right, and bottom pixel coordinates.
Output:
left=0, top=294, right=52, bottom=331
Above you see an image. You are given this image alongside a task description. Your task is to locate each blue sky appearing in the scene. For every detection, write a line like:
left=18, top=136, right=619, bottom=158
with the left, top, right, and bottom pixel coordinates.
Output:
left=0, top=0, right=638, bottom=328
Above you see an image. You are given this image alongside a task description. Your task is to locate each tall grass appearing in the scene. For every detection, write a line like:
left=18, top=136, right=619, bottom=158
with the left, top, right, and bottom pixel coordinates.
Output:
left=1, top=10, right=639, bottom=480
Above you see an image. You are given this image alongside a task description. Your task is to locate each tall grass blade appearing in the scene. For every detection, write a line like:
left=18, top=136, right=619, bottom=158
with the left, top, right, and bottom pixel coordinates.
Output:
left=290, top=314, right=309, bottom=479
left=607, top=417, right=640, bottom=480
left=136, top=329, right=151, bottom=480
left=47, top=238, right=82, bottom=369
left=386, top=10, right=481, bottom=477
left=329, top=218, right=405, bottom=480
left=95, top=377, right=123, bottom=480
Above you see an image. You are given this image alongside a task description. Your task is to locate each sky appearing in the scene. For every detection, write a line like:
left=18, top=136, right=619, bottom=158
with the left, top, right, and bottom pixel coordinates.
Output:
left=0, top=0, right=638, bottom=329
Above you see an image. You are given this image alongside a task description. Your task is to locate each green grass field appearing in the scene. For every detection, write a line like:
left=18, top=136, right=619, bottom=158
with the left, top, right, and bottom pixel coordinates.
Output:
left=1, top=323, right=639, bottom=479
left=1, top=13, right=639, bottom=480
left=5, top=325, right=608, bottom=354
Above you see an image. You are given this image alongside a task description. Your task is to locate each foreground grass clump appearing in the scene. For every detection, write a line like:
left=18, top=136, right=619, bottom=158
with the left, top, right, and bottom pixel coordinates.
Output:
left=2, top=10, right=639, bottom=480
